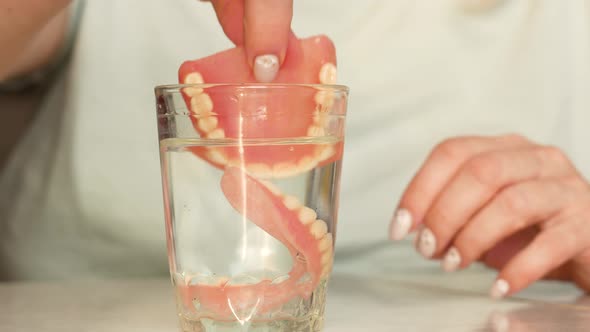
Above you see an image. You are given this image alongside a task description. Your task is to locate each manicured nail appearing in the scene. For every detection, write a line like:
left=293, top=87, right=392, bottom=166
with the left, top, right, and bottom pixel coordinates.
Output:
left=253, top=54, right=279, bottom=83
left=442, top=247, right=461, bottom=272
left=390, top=208, right=412, bottom=240
left=417, top=227, right=436, bottom=258
left=490, top=279, right=510, bottom=299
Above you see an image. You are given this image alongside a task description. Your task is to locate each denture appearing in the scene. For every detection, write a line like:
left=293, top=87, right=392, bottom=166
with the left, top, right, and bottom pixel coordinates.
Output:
left=177, top=168, right=333, bottom=318
left=179, top=34, right=341, bottom=178
left=176, top=34, right=339, bottom=319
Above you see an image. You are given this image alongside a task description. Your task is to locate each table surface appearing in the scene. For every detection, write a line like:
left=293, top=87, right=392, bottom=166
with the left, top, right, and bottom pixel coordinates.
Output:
left=2, top=242, right=589, bottom=332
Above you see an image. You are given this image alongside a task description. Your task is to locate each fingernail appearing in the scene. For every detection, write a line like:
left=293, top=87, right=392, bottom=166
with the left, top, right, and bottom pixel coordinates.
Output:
left=442, top=247, right=461, bottom=272
left=417, top=227, right=436, bottom=258
left=390, top=208, right=412, bottom=240
left=253, top=54, right=279, bottom=83
left=490, top=279, right=510, bottom=299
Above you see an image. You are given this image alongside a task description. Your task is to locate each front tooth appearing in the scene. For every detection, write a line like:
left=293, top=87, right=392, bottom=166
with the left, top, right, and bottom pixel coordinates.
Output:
left=259, top=179, right=281, bottom=196
left=298, top=207, right=317, bottom=225
left=190, top=93, right=213, bottom=114
left=321, top=261, right=333, bottom=277
left=310, top=220, right=328, bottom=239
left=319, top=63, right=337, bottom=84
left=307, top=126, right=325, bottom=137
left=197, top=116, right=218, bottom=133
left=314, top=90, right=335, bottom=109
left=313, top=110, right=328, bottom=126
left=185, top=72, right=204, bottom=84
left=297, top=156, right=316, bottom=172
left=318, top=233, right=333, bottom=252
left=184, top=87, right=203, bottom=97
left=273, top=163, right=298, bottom=178
left=318, top=145, right=335, bottom=161
left=247, top=163, right=272, bottom=178
left=207, top=128, right=225, bottom=139
left=207, top=149, right=227, bottom=165
left=321, top=251, right=332, bottom=265
left=283, top=195, right=302, bottom=211
left=183, top=72, right=205, bottom=96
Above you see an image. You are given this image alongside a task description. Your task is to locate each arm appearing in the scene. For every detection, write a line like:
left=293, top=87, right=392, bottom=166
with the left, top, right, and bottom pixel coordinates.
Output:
left=0, top=0, right=72, bottom=81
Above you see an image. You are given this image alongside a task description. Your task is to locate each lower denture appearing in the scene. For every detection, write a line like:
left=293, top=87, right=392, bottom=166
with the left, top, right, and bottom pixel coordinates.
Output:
left=179, top=167, right=333, bottom=318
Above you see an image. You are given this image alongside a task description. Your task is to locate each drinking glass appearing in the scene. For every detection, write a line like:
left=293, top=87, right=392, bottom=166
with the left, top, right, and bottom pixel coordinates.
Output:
left=155, top=83, right=349, bottom=331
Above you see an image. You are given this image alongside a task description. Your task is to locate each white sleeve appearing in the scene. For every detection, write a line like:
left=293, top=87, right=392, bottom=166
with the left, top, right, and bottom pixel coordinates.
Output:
left=0, top=0, right=85, bottom=92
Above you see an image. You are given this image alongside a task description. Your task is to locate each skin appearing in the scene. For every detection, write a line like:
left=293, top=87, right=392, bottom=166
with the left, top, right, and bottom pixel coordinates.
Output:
left=0, top=0, right=71, bottom=81
left=394, top=134, right=590, bottom=295
left=205, top=1, right=590, bottom=296
left=207, top=0, right=293, bottom=66
left=4, top=0, right=587, bottom=296
left=0, top=0, right=293, bottom=81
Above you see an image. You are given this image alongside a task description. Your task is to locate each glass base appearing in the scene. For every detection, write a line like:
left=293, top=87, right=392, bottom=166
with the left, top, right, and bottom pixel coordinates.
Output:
left=179, top=314, right=324, bottom=332
left=176, top=280, right=328, bottom=332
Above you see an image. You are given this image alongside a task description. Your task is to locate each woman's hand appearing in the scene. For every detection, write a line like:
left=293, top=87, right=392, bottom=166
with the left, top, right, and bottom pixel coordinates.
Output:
left=204, top=0, right=293, bottom=83
left=390, top=134, right=590, bottom=298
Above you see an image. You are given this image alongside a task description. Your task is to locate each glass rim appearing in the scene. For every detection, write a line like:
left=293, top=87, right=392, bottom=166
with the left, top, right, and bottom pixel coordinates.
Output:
left=154, top=82, right=349, bottom=94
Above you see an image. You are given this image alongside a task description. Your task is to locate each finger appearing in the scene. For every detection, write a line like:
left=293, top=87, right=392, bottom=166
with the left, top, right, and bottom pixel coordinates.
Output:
left=490, top=211, right=590, bottom=299
left=481, top=229, right=573, bottom=282
left=244, top=0, right=293, bottom=82
left=416, top=145, right=575, bottom=259
left=480, top=227, right=537, bottom=270
left=390, top=134, right=532, bottom=241
left=443, top=177, right=581, bottom=271
left=210, top=0, right=245, bottom=45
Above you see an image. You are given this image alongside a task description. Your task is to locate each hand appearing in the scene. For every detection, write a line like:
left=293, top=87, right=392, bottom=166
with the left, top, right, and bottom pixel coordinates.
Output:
left=202, top=0, right=294, bottom=82
left=390, top=134, right=590, bottom=298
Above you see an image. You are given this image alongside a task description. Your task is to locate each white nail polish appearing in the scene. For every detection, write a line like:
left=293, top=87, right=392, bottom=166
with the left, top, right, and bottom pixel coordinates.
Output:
left=253, top=54, right=279, bottom=83
left=390, top=208, right=412, bottom=240
left=490, top=279, right=510, bottom=299
left=417, top=227, right=436, bottom=258
left=442, top=247, right=461, bottom=272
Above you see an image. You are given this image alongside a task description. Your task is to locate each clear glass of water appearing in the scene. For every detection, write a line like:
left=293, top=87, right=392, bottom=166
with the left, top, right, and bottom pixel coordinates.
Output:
left=154, top=83, right=349, bottom=331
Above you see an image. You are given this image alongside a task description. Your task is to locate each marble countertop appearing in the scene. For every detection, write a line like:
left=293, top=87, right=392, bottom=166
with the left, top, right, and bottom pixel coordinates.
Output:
left=1, top=242, right=588, bottom=331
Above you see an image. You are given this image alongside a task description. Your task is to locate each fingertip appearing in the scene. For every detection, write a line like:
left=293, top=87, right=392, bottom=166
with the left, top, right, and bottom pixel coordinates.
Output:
left=389, top=208, right=413, bottom=241
left=416, top=227, right=437, bottom=258
left=244, top=0, right=293, bottom=69
left=489, top=278, right=511, bottom=299
left=441, top=247, right=462, bottom=272
left=253, top=54, right=279, bottom=83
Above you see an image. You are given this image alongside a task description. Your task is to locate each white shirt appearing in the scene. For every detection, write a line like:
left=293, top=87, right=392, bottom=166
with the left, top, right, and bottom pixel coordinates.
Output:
left=0, top=0, right=589, bottom=279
